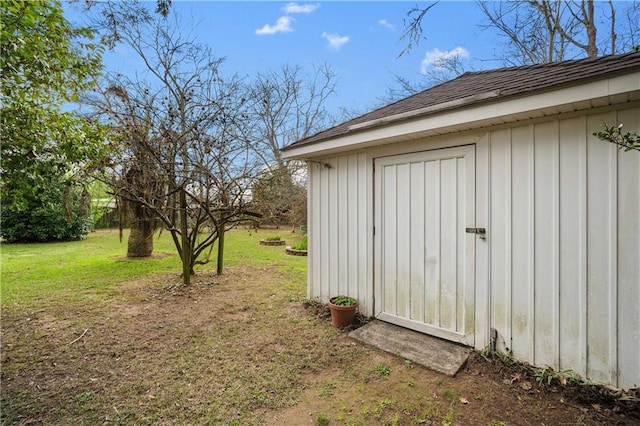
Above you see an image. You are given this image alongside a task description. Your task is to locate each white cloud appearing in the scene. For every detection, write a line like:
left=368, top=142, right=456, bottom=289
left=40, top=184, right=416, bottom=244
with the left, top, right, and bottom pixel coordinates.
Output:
left=420, top=47, right=469, bottom=73
left=322, top=32, right=349, bottom=49
left=255, top=16, right=294, bottom=35
left=378, top=19, right=395, bottom=30
left=283, top=2, right=320, bottom=14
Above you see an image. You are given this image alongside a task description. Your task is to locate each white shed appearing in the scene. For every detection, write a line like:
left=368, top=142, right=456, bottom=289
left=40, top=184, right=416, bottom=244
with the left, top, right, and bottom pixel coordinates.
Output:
left=282, top=53, right=640, bottom=390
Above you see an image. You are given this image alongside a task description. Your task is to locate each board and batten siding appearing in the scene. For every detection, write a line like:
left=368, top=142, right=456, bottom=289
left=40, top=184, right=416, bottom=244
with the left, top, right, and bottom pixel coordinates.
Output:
left=487, top=107, right=640, bottom=389
left=305, top=104, right=639, bottom=389
left=307, top=152, right=373, bottom=312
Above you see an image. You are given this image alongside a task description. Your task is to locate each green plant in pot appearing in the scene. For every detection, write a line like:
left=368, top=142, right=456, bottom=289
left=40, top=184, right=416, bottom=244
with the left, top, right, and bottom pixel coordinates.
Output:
left=328, top=295, right=358, bottom=327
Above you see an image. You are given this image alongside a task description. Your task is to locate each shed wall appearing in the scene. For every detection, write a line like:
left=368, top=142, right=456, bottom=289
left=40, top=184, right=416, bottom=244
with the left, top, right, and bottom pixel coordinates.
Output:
left=306, top=105, right=640, bottom=389
left=307, top=152, right=372, bottom=309
left=487, top=107, right=640, bottom=389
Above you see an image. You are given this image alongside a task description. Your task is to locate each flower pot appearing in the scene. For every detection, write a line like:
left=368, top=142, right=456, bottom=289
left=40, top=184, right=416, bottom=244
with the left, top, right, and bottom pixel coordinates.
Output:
left=328, top=296, right=358, bottom=328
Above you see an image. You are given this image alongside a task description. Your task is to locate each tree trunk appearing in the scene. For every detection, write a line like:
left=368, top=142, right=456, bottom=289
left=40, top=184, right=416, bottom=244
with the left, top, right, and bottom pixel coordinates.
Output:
left=179, top=189, right=192, bottom=286
left=585, top=0, right=598, bottom=57
left=608, top=0, right=616, bottom=54
left=127, top=216, right=154, bottom=257
left=126, top=202, right=154, bottom=257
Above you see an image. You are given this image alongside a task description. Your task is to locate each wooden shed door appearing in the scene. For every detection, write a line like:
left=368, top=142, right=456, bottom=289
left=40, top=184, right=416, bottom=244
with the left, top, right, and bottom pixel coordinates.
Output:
left=374, top=145, right=476, bottom=345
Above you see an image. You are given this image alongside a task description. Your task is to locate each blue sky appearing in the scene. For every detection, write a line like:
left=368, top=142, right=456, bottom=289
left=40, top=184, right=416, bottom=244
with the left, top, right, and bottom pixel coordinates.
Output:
left=65, top=1, right=506, bottom=115
left=227, top=1, right=501, bottom=111
left=64, top=1, right=633, bottom=117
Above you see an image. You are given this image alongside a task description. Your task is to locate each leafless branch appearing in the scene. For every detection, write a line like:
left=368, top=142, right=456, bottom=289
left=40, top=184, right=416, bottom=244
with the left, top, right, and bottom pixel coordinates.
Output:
left=398, top=2, right=439, bottom=57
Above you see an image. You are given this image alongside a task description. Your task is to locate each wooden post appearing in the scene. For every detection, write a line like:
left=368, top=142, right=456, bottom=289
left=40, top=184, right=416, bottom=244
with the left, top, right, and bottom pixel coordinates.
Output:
left=217, top=225, right=225, bottom=275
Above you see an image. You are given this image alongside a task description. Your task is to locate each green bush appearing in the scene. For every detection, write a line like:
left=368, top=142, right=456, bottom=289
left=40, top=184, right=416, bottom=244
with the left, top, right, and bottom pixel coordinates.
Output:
left=292, top=235, right=307, bottom=250
left=1, top=186, right=93, bottom=243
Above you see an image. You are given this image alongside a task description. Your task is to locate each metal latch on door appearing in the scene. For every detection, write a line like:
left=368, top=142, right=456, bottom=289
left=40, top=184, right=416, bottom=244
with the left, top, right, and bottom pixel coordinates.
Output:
left=465, top=227, right=486, bottom=240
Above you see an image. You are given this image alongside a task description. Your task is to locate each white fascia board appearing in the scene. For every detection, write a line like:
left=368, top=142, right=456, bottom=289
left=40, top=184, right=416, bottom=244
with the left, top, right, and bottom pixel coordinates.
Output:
left=282, top=73, right=640, bottom=159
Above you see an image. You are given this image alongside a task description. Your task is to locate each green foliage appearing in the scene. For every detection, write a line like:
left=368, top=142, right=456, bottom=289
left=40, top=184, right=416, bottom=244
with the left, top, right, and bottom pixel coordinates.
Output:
left=361, top=406, right=370, bottom=417
left=374, top=399, right=393, bottom=420
left=534, top=366, right=584, bottom=387
left=318, top=381, right=335, bottom=397
left=374, top=363, right=391, bottom=377
left=1, top=0, right=107, bottom=242
left=265, top=235, right=282, bottom=241
left=593, top=124, right=640, bottom=152
left=330, top=295, right=356, bottom=306
left=1, top=183, right=93, bottom=243
left=535, top=367, right=555, bottom=386
left=315, top=413, right=330, bottom=426
left=75, top=391, right=94, bottom=404
left=442, top=389, right=456, bottom=402
left=480, top=345, right=493, bottom=361
left=86, top=180, right=116, bottom=229
left=496, top=349, right=516, bottom=366
left=292, top=235, right=308, bottom=251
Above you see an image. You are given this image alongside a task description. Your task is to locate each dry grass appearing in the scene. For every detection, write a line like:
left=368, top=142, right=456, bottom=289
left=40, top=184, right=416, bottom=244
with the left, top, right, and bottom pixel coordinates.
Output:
left=2, top=267, right=345, bottom=425
left=2, top=231, right=637, bottom=425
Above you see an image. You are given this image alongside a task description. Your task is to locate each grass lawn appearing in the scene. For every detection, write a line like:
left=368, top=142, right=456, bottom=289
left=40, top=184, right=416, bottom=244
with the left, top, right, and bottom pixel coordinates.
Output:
left=1, top=228, right=307, bottom=305
left=1, top=229, right=633, bottom=425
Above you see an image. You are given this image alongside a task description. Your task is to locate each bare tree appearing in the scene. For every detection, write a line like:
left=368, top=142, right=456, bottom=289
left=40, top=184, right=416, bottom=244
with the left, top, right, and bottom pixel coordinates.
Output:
left=248, top=63, right=337, bottom=170
left=250, top=164, right=307, bottom=230
left=401, top=1, right=639, bottom=65
left=81, top=0, right=172, bottom=48
left=379, top=73, right=430, bottom=105
left=88, top=8, right=259, bottom=284
left=477, top=0, right=594, bottom=64
left=246, top=63, right=337, bottom=228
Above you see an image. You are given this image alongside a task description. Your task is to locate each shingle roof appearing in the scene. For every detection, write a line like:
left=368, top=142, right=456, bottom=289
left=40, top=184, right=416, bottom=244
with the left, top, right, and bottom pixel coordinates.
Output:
left=283, top=52, right=640, bottom=151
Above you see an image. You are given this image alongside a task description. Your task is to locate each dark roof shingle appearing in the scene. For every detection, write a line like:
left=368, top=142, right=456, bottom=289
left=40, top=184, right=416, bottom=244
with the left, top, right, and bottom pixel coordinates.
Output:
left=283, top=52, right=640, bottom=150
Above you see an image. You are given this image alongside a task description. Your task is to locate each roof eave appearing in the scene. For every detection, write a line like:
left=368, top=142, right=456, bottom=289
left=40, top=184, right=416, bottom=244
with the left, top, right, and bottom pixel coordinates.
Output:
left=282, top=72, right=640, bottom=160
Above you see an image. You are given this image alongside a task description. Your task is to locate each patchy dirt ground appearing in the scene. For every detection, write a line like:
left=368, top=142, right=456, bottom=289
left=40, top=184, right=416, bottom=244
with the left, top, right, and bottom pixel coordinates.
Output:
left=1, top=266, right=638, bottom=425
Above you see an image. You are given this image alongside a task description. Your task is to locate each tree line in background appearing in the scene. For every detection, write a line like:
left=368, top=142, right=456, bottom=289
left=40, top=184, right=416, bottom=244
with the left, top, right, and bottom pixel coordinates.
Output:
left=2, top=0, right=638, bottom=285
left=387, top=0, right=640, bottom=101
